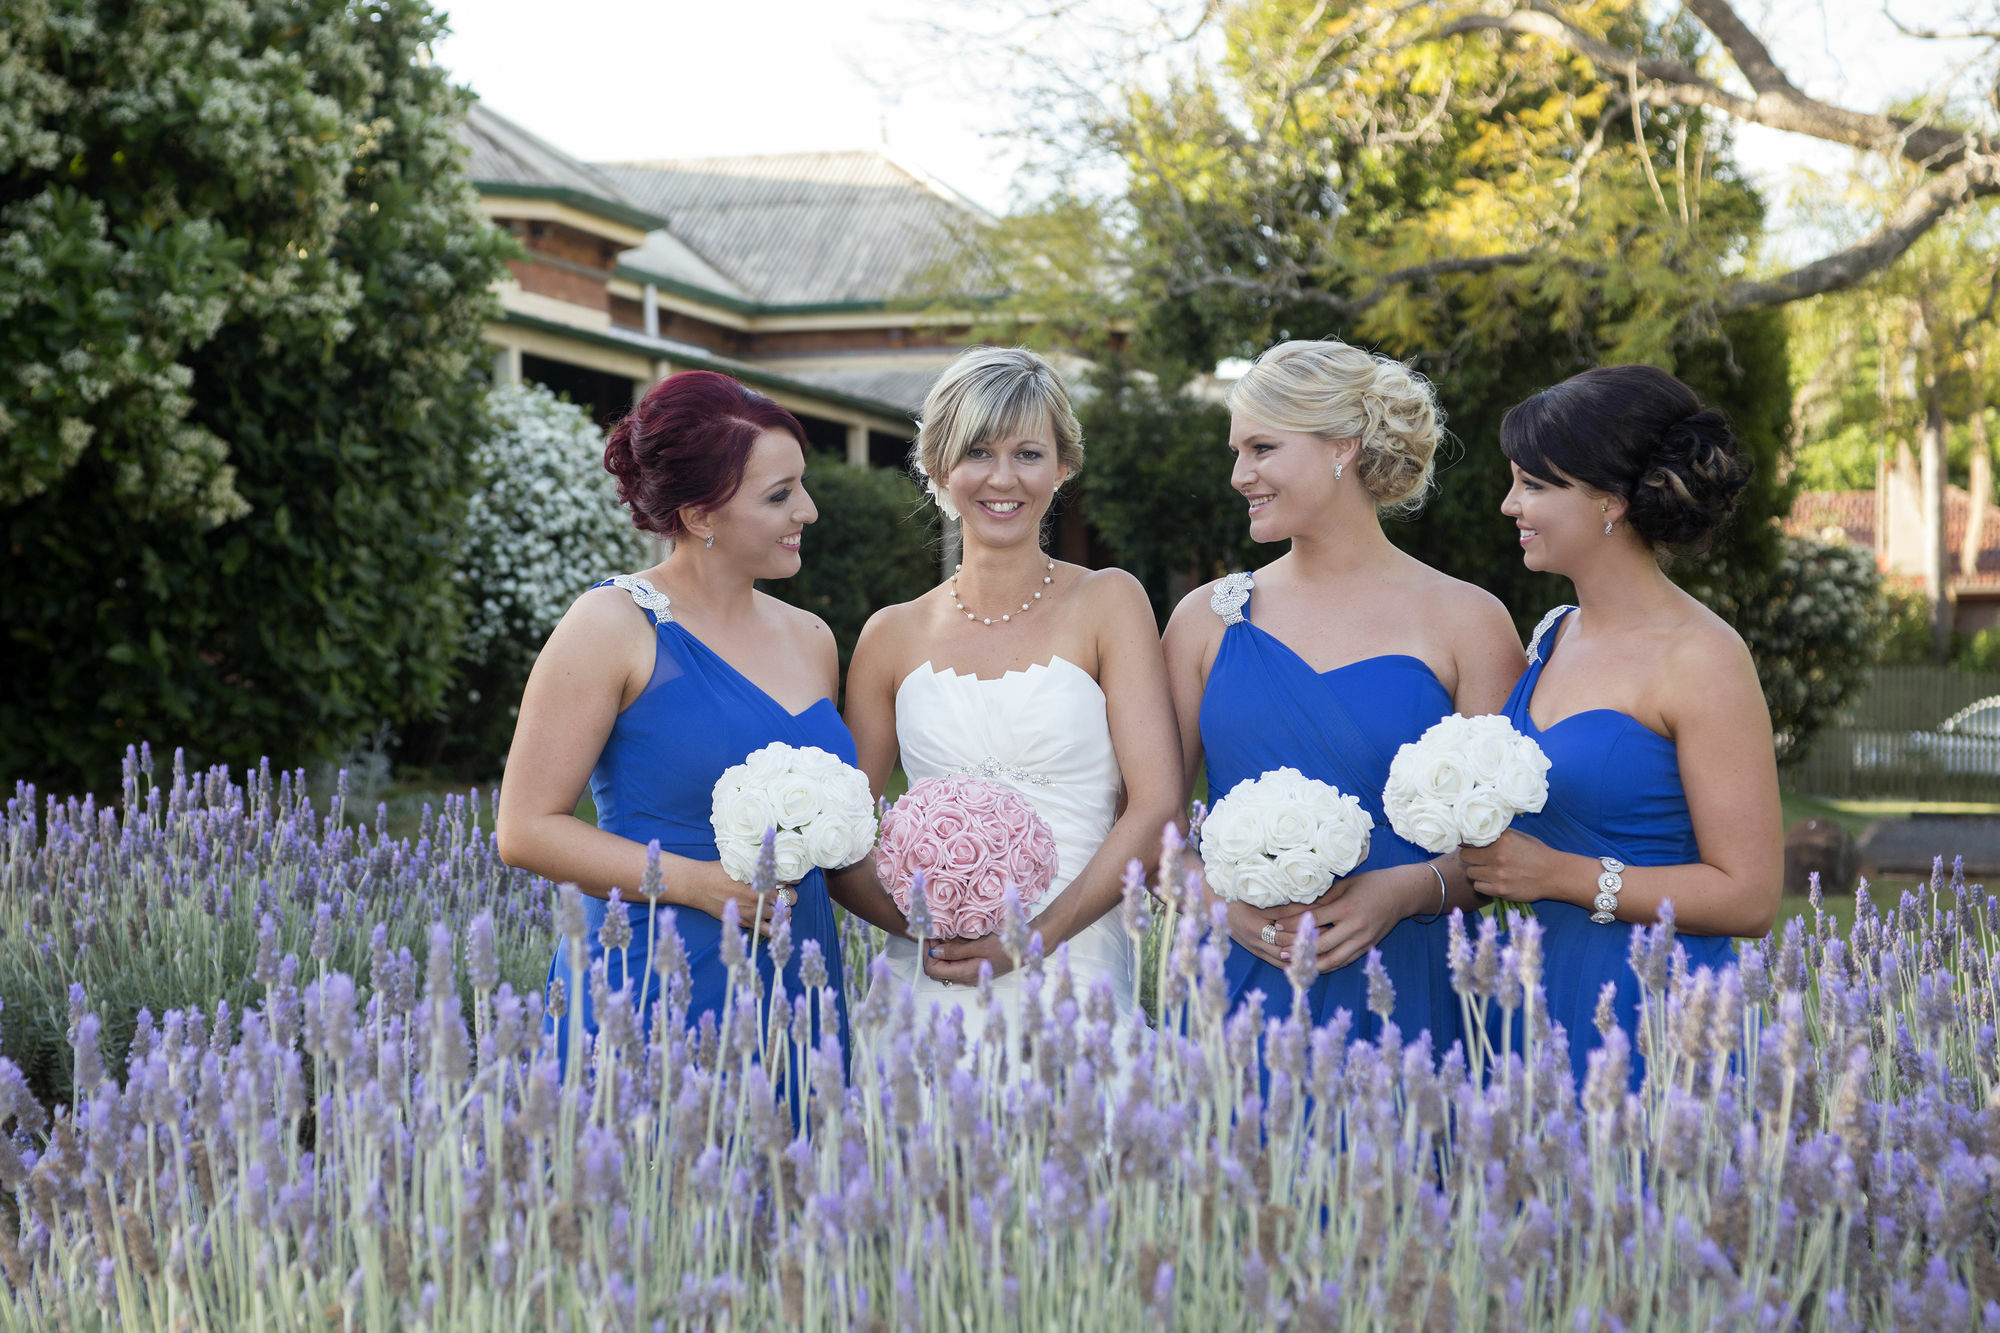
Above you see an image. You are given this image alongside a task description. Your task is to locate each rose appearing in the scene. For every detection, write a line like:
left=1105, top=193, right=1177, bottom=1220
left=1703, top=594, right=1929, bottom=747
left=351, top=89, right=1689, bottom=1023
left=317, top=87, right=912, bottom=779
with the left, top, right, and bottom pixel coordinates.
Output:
left=956, top=906, right=1000, bottom=938
left=772, top=829, right=811, bottom=884
left=1404, top=748, right=1472, bottom=801
left=1262, top=802, right=1315, bottom=854
left=1392, top=796, right=1460, bottom=855
left=805, top=817, right=857, bottom=870
left=1233, top=860, right=1289, bottom=910
left=1270, top=845, right=1330, bottom=900
left=1202, top=803, right=1263, bottom=869
left=742, top=744, right=792, bottom=784
left=712, top=782, right=777, bottom=847
left=771, top=771, right=827, bottom=830
left=1454, top=789, right=1513, bottom=847
left=1460, top=725, right=1514, bottom=786
left=939, top=832, right=987, bottom=881
left=1494, top=750, right=1550, bottom=814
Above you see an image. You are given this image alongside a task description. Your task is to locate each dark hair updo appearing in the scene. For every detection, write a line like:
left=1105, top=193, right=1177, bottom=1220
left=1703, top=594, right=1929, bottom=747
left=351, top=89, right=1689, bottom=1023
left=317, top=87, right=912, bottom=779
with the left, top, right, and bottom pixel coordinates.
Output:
left=603, top=370, right=807, bottom=540
left=1499, top=364, right=1751, bottom=553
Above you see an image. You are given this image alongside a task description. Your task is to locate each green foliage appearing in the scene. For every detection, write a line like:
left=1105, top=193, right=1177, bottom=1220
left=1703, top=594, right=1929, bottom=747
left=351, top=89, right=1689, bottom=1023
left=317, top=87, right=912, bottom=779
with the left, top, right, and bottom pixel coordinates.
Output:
left=1880, top=586, right=1945, bottom=665
left=764, top=461, right=940, bottom=674
left=1686, top=535, right=1885, bottom=759
left=1074, top=361, right=1253, bottom=620
left=0, top=0, right=514, bottom=794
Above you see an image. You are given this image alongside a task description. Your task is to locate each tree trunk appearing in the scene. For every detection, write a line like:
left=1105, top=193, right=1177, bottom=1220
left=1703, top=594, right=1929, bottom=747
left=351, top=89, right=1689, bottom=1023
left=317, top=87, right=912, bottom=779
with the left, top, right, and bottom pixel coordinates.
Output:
left=1922, top=383, right=1951, bottom=659
left=1964, top=363, right=1991, bottom=587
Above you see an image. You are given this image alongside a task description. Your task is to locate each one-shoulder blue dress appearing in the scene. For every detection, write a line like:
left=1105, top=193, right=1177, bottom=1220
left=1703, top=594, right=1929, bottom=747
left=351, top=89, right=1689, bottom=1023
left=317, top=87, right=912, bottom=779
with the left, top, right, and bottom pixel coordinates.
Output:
left=1503, top=606, right=1735, bottom=1089
left=544, top=574, right=852, bottom=1057
left=1199, top=572, right=1460, bottom=1051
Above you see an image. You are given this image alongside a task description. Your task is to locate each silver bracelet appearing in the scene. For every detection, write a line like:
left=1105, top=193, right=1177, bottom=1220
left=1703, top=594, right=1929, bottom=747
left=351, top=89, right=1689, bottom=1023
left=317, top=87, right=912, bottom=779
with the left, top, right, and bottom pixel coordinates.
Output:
left=1416, top=862, right=1447, bottom=921
left=1589, top=856, right=1626, bottom=924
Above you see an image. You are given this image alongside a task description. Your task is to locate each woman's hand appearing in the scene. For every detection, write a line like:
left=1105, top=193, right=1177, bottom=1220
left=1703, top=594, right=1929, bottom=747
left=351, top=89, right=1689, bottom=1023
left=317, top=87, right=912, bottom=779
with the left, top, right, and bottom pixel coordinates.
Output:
left=922, top=934, right=1014, bottom=986
left=1227, top=880, right=1350, bottom=968
left=1264, top=865, right=1436, bottom=974
left=1458, top=830, right=1565, bottom=904
left=681, top=861, right=785, bottom=936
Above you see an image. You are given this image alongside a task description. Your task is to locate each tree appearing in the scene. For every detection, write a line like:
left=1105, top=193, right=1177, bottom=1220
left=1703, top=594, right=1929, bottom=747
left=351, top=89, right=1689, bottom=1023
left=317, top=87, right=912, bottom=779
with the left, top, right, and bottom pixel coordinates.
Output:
left=0, top=0, right=513, bottom=794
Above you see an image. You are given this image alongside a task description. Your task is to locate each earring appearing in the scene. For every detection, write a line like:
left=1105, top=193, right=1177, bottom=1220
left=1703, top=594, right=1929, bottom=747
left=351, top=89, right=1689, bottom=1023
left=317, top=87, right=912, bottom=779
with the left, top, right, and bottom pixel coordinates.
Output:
left=1334, top=461, right=1345, bottom=481
left=1601, top=501, right=1612, bottom=536
left=704, top=533, right=714, bottom=549
left=1604, top=521, right=1614, bottom=536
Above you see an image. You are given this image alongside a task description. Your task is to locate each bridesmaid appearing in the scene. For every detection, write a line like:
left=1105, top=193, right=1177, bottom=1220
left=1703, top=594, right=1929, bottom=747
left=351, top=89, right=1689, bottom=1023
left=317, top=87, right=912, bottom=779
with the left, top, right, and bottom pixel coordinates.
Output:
left=496, top=371, right=905, bottom=1053
left=1461, top=365, right=1781, bottom=1088
left=1163, top=339, right=1523, bottom=1047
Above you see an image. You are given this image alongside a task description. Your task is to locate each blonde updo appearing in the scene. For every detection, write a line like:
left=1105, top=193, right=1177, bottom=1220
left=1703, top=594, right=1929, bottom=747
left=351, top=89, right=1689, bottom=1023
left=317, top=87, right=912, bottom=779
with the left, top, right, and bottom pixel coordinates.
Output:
left=912, top=347, right=1084, bottom=520
left=1225, top=340, right=1442, bottom=514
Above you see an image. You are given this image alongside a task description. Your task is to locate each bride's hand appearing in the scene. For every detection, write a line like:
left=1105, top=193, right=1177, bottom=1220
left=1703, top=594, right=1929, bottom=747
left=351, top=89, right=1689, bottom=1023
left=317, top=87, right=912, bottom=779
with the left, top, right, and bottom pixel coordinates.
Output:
left=923, top=934, right=1013, bottom=986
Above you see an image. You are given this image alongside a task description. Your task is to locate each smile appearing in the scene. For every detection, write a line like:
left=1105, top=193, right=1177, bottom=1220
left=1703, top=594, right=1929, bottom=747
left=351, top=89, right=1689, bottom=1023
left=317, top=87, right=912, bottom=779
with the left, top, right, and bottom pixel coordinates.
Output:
left=978, top=500, right=1025, bottom=516
left=1246, top=496, right=1273, bottom=513
left=779, top=533, right=802, bottom=550
left=1518, top=528, right=1538, bottom=545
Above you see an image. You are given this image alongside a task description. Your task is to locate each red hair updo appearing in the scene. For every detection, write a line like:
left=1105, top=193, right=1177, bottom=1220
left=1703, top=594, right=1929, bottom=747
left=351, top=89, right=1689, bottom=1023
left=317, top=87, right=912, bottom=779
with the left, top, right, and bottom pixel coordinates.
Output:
left=603, top=371, right=808, bottom=540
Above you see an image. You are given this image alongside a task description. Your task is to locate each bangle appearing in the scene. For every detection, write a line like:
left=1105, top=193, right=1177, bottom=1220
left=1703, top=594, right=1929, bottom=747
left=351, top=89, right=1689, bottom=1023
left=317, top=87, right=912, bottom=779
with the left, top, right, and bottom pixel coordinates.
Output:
left=1588, top=856, right=1626, bottom=924
left=1416, top=862, right=1447, bottom=921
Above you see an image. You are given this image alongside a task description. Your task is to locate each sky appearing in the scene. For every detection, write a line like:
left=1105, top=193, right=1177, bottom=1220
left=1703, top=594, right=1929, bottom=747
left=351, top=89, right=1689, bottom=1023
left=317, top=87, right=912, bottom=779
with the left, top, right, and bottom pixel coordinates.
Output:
left=433, top=0, right=1992, bottom=231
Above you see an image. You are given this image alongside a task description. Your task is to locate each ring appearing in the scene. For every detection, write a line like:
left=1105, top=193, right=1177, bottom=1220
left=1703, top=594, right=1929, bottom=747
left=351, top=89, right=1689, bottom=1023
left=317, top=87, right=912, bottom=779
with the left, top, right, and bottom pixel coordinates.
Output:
left=776, top=886, right=796, bottom=908
left=1260, top=922, right=1278, bottom=945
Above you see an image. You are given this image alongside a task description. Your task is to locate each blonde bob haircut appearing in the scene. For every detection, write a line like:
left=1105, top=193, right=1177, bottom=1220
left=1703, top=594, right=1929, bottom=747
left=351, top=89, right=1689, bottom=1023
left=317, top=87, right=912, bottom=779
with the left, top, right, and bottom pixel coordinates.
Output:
left=1226, top=339, right=1443, bottom=514
left=912, top=346, right=1084, bottom=520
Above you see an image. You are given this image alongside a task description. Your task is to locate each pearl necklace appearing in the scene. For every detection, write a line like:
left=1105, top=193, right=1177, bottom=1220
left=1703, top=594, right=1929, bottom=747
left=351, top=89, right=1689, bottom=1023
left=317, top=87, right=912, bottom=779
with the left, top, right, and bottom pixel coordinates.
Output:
left=951, top=554, right=1056, bottom=625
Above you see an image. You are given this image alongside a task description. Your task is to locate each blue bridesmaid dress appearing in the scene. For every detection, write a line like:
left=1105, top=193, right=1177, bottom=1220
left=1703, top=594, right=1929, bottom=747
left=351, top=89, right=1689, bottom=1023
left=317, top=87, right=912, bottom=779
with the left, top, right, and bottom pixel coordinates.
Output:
left=545, top=574, right=852, bottom=1057
left=1199, top=572, right=1461, bottom=1051
left=1502, top=606, right=1735, bottom=1089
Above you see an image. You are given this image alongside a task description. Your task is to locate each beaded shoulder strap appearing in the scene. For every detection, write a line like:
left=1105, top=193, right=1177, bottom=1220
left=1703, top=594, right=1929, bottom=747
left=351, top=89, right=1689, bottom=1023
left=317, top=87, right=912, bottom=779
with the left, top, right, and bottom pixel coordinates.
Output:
left=604, top=574, right=673, bottom=627
left=1525, top=604, right=1576, bottom=666
left=1210, top=571, right=1254, bottom=626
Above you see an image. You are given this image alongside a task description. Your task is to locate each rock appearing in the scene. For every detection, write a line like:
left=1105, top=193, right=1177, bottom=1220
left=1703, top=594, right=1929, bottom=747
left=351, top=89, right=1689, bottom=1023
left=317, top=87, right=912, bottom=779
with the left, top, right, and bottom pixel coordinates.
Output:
left=1785, top=818, right=1858, bottom=897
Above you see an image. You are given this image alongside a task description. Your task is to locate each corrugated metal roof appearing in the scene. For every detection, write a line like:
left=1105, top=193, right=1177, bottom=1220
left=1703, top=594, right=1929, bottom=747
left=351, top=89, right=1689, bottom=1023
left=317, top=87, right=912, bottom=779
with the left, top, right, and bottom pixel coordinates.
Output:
left=600, top=152, right=987, bottom=307
left=775, top=364, right=947, bottom=417
left=459, top=104, right=662, bottom=228
left=620, top=230, right=754, bottom=304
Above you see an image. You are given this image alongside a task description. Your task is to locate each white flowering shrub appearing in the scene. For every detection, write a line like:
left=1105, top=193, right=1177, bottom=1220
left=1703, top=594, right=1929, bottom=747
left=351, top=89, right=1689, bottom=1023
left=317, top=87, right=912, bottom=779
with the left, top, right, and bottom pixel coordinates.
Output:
left=1688, top=533, right=1885, bottom=759
left=459, top=383, right=648, bottom=672
left=416, top=383, right=649, bottom=769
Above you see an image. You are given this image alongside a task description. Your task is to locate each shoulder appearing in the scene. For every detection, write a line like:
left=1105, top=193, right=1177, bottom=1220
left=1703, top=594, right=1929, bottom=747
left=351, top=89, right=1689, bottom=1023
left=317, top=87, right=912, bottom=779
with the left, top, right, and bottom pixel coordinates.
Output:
left=1072, top=564, right=1155, bottom=623
left=565, top=579, right=662, bottom=639
left=1411, top=566, right=1517, bottom=643
left=755, top=590, right=837, bottom=657
left=540, top=579, right=659, bottom=677
left=1163, top=574, right=1238, bottom=656
left=850, top=588, right=942, bottom=680
left=1663, top=599, right=1758, bottom=683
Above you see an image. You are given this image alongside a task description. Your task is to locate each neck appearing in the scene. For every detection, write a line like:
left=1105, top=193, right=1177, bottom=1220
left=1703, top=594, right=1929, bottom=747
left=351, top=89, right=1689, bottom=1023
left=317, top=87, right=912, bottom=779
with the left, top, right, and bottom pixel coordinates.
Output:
left=652, top=541, right=759, bottom=624
left=1563, top=541, right=1681, bottom=629
left=1284, top=499, right=1397, bottom=580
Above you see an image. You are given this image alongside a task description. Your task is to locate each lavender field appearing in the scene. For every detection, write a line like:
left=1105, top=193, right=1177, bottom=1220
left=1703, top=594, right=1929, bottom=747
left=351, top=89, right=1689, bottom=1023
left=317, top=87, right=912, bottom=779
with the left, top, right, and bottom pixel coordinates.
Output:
left=2, top=751, right=1998, bottom=1329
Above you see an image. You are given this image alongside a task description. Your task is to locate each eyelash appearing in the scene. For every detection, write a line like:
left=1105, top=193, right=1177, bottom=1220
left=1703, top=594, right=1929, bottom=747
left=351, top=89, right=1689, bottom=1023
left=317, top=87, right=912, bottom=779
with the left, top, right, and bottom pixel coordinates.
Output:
left=769, top=489, right=790, bottom=503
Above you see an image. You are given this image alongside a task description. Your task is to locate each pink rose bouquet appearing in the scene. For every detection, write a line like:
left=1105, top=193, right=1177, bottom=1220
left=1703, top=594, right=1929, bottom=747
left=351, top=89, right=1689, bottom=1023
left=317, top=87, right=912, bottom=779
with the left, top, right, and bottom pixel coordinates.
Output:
left=874, top=775, right=1059, bottom=939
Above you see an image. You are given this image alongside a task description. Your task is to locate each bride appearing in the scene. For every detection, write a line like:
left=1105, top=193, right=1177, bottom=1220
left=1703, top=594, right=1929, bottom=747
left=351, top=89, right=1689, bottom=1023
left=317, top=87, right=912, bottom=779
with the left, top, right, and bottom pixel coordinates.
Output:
left=843, top=346, right=1181, bottom=1033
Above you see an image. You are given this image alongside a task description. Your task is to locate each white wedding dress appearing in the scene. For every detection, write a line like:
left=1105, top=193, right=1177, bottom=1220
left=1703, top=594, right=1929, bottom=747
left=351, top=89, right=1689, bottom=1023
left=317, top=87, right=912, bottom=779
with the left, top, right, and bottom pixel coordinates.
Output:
left=883, top=656, right=1136, bottom=1038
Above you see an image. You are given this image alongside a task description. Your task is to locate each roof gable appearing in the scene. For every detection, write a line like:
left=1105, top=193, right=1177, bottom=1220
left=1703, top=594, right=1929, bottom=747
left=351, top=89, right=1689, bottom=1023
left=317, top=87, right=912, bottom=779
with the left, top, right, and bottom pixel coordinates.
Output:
left=459, top=103, right=666, bottom=235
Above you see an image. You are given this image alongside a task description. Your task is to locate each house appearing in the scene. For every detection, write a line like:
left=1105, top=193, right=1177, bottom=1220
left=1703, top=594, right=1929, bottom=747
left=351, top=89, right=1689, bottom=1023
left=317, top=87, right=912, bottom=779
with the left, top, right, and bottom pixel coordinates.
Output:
left=458, top=102, right=989, bottom=464
left=1787, top=445, right=2000, bottom=635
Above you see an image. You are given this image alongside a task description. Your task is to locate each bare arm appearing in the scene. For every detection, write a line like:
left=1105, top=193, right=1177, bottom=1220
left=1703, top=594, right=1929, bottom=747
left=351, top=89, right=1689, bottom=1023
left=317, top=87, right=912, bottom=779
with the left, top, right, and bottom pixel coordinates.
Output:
left=1161, top=581, right=1224, bottom=812
left=1462, top=627, right=1783, bottom=937
left=495, top=589, right=770, bottom=927
left=926, top=573, right=1184, bottom=981
left=828, top=608, right=911, bottom=937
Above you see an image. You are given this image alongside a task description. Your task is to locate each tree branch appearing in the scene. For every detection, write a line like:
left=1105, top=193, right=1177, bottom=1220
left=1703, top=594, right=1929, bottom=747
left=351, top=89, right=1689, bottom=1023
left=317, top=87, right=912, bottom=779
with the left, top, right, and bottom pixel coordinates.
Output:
left=1439, top=0, right=1986, bottom=170
left=1721, top=159, right=2000, bottom=310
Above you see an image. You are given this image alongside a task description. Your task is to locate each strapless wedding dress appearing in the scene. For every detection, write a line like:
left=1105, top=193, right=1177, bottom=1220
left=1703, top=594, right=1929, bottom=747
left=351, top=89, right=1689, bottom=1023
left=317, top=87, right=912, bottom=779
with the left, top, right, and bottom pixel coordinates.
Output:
left=884, top=656, right=1135, bottom=1036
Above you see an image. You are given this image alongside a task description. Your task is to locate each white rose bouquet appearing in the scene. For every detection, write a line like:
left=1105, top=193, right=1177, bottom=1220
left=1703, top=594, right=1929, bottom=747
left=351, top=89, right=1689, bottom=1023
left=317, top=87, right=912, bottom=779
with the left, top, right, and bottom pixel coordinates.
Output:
left=710, top=743, right=877, bottom=885
left=1382, top=714, right=1550, bottom=853
left=1199, top=767, right=1374, bottom=908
